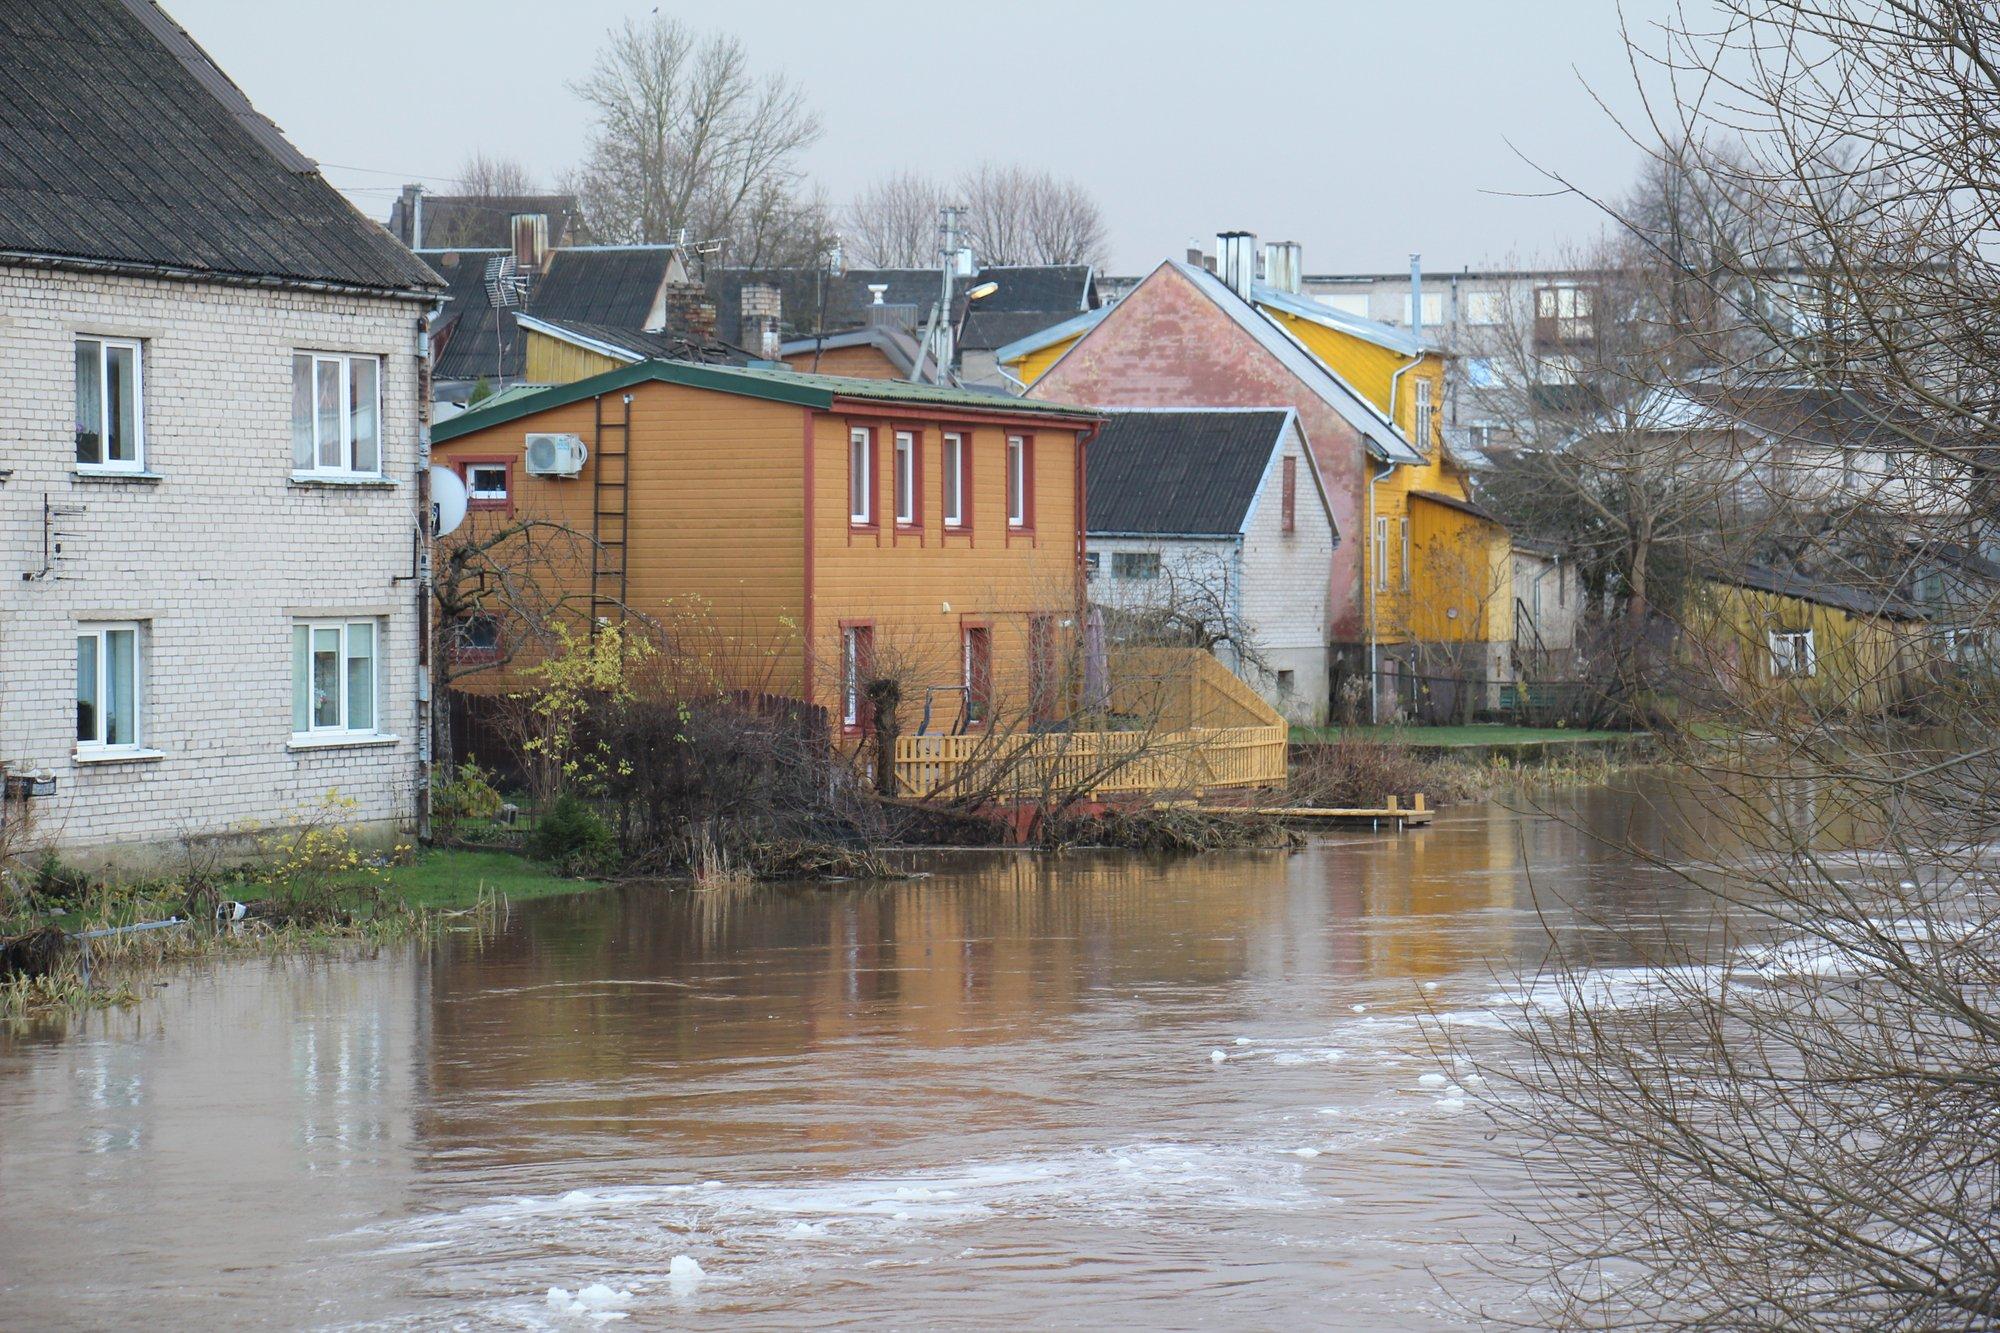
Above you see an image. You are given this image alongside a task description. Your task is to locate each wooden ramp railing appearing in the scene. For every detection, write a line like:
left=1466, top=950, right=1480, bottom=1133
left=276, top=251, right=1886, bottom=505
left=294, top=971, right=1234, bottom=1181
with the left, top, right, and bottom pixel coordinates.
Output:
left=893, top=650, right=1288, bottom=801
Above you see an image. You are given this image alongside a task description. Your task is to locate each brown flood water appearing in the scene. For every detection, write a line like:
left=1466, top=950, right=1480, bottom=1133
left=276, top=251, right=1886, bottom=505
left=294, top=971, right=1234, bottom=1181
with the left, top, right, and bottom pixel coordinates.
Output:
left=0, top=782, right=1737, bottom=1330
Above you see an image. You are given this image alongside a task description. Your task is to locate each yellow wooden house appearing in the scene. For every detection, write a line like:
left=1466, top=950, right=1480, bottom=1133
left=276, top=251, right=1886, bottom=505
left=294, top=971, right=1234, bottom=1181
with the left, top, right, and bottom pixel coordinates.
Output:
left=1250, top=281, right=1514, bottom=718
left=1684, top=566, right=1924, bottom=715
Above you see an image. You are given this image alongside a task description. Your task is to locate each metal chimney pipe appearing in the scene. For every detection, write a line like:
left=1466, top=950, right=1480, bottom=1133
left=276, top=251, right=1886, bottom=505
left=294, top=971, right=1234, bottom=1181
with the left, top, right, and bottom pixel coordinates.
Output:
left=1409, top=252, right=1424, bottom=340
left=1217, top=231, right=1258, bottom=300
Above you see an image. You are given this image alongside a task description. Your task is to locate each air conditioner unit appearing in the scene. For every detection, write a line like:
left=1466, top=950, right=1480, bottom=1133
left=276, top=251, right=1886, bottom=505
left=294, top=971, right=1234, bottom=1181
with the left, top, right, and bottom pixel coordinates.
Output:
left=524, top=433, right=588, bottom=477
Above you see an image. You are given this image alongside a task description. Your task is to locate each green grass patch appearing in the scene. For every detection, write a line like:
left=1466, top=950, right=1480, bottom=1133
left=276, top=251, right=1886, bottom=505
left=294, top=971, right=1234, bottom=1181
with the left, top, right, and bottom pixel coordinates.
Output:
left=1290, top=723, right=1637, bottom=747
left=377, top=848, right=594, bottom=910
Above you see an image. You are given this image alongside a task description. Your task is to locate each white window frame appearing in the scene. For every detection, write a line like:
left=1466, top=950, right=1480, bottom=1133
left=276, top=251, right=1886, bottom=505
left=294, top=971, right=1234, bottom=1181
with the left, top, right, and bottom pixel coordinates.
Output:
left=1374, top=516, right=1391, bottom=591
left=849, top=427, right=873, bottom=525
left=1111, top=550, right=1160, bottom=581
left=75, top=336, right=145, bottom=473
left=465, top=463, right=509, bottom=503
left=292, top=618, right=383, bottom=739
left=75, top=622, right=143, bottom=752
left=1414, top=379, right=1433, bottom=452
left=942, top=432, right=965, bottom=528
left=1463, top=291, right=1503, bottom=326
left=1006, top=435, right=1027, bottom=528
left=1769, top=628, right=1817, bottom=679
left=893, top=430, right=916, bottom=525
left=292, top=353, right=382, bottom=479
left=1399, top=517, right=1412, bottom=590
left=1403, top=292, right=1444, bottom=327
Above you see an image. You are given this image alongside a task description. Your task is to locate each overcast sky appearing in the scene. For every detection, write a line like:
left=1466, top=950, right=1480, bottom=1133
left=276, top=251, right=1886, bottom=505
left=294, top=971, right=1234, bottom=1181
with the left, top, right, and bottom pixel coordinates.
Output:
left=167, top=0, right=1673, bottom=275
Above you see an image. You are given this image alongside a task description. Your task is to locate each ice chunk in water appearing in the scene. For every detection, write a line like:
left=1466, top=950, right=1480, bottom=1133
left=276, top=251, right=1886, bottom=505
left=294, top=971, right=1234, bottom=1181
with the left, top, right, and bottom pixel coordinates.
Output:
left=1290, top=1147, right=1321, bottom=1158
left=1233, top=1036, right=1251, bottom=1046
left=547, top=1285, right=634, bottom=1315
left=1417, top=1073, right=1447, bottom=1088
left=1210, top=1049, right=1228, bottom=1063
left=1436, top=1097, right=1466, bottom=1112
left=1422, top=981, right=1439, bottom=992
left=1350, top=1003, right=1367, bottom=1014
left=668, top=1255, right=706, bottom=1292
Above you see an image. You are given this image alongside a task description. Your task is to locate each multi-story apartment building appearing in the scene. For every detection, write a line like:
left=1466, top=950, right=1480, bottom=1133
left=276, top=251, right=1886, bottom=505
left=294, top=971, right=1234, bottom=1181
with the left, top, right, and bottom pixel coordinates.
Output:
left=0, top=0, right=443, bottom=864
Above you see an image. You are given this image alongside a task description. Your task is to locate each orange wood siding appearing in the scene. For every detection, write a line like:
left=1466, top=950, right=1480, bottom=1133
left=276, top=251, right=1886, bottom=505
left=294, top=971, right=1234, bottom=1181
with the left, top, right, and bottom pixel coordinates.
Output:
left=811, top=414, right=1083, bottom=734
left=781, top=344, right=902, bottom=379
left=432, top=382, right=807, bottom=695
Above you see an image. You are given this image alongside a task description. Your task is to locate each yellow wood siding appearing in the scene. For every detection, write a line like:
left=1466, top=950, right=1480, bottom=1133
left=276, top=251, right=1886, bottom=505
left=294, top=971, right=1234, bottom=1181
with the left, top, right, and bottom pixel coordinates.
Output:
left=1263, top=305, right=1512, bottom=649
left=433, top=383, right=806, bottom=696
left=522, top=328, right=627, bottom=385
left=1003, top=332, right=1084, bottom=387
left=1689, top=582, right=1917, bottom=714
left=812, top=415, right=1083, bottom=734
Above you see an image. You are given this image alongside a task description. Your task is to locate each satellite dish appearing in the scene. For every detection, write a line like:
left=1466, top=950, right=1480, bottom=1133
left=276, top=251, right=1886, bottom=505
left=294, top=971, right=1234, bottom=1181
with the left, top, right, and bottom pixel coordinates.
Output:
left=428, top=465, right=468, bottom=537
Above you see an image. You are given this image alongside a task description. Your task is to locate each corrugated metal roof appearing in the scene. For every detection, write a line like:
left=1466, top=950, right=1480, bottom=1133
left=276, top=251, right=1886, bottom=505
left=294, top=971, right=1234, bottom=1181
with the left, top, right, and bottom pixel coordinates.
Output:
left=433, top=358, right=1103, bottom=443
left=993, top=305, right=1112, bottom=365
left=1252, top=283, right=1426, bottom=357
left=0, top=0, right=440, bottom=294
left=1086, top=409, right=1293, bottom=536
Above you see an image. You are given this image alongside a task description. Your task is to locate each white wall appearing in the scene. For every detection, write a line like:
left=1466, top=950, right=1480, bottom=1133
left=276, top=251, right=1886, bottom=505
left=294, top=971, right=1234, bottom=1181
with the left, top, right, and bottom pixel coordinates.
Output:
left=1086, top=418, right=1335, bottom=724
left=0, top=265, right=425, bottom=863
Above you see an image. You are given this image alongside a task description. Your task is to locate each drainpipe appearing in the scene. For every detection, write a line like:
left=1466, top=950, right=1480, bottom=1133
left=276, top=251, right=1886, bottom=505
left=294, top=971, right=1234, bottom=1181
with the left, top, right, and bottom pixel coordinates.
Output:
left=415, top=297, right=445, bottom=844
left=1366, top=459, right=1395, bottom=724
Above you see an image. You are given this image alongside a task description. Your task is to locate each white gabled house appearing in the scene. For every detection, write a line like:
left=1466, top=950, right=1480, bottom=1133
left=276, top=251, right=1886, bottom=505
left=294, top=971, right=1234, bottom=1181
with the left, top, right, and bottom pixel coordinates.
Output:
left=0, top=0, right=444, bottom=865
left=1085, top=408, right=1339, bottom=723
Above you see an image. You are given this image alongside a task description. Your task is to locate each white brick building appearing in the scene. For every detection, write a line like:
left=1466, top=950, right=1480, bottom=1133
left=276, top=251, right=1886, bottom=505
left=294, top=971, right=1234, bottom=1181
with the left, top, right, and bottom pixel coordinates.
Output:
left=1086, top=409, right=1338, bottom=723
left=0, top=0, right=444, bottom=864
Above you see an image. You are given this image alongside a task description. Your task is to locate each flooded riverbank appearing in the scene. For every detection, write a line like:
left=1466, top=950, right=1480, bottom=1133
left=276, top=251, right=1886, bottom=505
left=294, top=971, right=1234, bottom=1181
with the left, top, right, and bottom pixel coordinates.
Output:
left=0, top=781, right=1733, bottom=1328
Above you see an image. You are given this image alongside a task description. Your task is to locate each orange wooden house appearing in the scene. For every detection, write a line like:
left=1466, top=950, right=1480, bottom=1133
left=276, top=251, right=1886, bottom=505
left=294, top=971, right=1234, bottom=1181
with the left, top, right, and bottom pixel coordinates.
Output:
left=430, top=360, right=1101, bottom=743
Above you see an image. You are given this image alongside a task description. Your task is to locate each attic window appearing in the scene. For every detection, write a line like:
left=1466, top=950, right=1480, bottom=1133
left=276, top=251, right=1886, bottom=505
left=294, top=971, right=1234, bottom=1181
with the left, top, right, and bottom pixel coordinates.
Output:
left=1769, top=628, right=1816, bottom=678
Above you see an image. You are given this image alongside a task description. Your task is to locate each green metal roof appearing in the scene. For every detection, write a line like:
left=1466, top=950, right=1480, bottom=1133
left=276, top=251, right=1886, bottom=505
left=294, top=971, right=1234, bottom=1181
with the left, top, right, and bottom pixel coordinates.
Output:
left=430, top=358, right=1101, bottom=443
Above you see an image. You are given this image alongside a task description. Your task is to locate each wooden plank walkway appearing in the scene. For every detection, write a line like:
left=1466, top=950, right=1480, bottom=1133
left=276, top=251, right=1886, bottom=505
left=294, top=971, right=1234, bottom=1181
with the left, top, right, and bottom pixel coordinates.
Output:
left=1186, top=793, right=1433, bottom=829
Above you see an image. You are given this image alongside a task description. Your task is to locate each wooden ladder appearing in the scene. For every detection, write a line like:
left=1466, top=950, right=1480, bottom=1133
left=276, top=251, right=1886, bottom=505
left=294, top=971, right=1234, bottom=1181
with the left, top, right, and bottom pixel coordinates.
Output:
left=589, top=393, right=631, bottom=629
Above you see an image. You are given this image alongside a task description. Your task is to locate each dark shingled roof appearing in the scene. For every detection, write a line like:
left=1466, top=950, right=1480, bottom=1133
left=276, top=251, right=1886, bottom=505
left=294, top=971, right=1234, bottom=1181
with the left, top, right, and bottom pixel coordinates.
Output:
left=533, top=248, right=678, bottom=327
left=707, top=264, right=1097, bottom=347
left=386, top=192, right=580, bottom=251
left=0, top=0, right=440, bottom=294
left=1721, top=563, right=1926, bottom=621
left=1087, top=409, right=1293, bottom=536
left=524, top=315, right=749, bottom=367
left=423, top=246, right=685, bottom=382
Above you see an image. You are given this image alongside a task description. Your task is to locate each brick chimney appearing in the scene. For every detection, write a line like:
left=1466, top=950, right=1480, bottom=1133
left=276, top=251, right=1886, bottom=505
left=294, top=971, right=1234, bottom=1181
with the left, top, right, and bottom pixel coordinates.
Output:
left=660, top=282, right=717, bottom=342
left=741, top=282, right=784, bottom=360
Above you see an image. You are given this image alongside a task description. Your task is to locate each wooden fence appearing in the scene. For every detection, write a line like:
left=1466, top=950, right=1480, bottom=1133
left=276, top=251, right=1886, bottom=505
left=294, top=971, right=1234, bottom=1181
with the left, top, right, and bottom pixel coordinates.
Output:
left=892, top=649, right=1288, bottom=800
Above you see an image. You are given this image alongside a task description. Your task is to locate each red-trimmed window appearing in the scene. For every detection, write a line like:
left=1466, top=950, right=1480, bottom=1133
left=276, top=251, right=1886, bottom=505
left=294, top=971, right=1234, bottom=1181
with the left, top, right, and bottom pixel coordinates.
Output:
left=449, top=613, right=503, bottom=664
left=962, top=625, right=992, bottom=725
left=1029, top=613, right=1057, bottom=722
left=848, top=426, right=875, bottom=527
left=942, top=431, right=967, bottom=529
left=1281, top=455, right=1297, bottom=533
left=893, top=429, right=919, bottom=527
left=458, top=457, right=513, bottom=513
left=841, top=622, right=875, bottom=732
left=1006, top=434, right=1034, bottom=529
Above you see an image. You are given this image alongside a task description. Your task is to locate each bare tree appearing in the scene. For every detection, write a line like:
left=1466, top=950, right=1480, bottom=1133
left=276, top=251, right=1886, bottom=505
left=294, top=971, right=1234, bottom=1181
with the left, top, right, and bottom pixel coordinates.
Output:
left=844, top=171, right=947, bottom=268
left=1474, top=5, right=2000, bottom=1326
left=958, top=161, right=1108, bottom=267
left=455, top=151, right=538, bottom=198
left=567, top=15, right=823, bottom=266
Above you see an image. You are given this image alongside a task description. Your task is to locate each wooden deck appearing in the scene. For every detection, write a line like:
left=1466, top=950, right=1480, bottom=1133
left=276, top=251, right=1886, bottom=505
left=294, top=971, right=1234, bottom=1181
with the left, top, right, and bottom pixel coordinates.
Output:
left=1190, top=793, right=1434, bottom=829
left=892, top=649, right=1289, bottom=801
